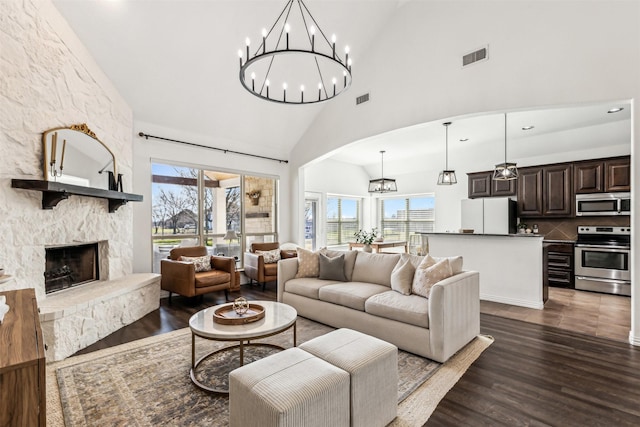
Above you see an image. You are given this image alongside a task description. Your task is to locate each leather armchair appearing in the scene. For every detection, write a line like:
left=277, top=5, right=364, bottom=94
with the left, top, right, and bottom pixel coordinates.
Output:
left=161, top=246, right=237, bottom=302
left=244, top=242, right=297, bottom=291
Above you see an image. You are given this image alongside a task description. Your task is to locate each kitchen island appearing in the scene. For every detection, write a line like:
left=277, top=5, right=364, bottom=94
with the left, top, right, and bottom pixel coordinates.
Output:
left=422, top=233, right=545, bottom=309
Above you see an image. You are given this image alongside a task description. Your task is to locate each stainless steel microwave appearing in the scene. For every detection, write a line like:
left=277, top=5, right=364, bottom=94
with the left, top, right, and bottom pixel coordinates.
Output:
left=576, top=192, right=631, bottom=216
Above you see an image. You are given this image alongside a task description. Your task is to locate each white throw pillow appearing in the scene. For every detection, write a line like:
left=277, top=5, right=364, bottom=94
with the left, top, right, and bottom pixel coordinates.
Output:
left=179, top=255, right=212, bottom=272
left=390, top=258, right=415, bottom=295
left=411, top=255, right=453, bottom=298
left=255, top=248, right=281, bottom=264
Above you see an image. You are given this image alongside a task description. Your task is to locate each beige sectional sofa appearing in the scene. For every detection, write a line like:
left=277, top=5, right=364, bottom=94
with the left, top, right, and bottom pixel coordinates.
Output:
left=277, top=250, right=480, bottom=363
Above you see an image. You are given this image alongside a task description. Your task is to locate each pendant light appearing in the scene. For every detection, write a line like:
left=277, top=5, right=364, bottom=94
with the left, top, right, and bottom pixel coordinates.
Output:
left=437, top=121, right=457, bottom=185
left=493, top=113, right=519, bottom=181
left=368, top=150, right=397, bottom=193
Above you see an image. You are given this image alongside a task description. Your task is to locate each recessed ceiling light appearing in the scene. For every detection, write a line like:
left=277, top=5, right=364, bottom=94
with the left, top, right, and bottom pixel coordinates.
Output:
left=521, top=126, right=534, bottom=131
left=607, top=107, right=624, bottom=113
left=459, top=138, right=469, bottom=142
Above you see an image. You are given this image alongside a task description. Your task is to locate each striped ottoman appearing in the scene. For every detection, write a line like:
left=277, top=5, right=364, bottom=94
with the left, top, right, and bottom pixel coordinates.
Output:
left=300, top=328, right=398, bottom=427
left=229, top=347, right=350, bottom=427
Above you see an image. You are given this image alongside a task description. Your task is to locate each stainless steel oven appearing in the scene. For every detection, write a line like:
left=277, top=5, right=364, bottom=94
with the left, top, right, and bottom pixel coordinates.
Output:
left=575, top=226, right=631, bottom=296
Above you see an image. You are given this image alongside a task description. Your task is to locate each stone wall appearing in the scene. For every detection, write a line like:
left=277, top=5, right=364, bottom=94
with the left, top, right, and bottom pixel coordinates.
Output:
left=0, top=0, right=134, bottom=299
left=244, top=176, right=276, bottom=235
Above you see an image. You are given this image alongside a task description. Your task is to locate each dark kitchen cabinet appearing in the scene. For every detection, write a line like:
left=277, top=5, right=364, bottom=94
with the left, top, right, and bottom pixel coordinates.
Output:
left=574, top=160, right=604, bottom=194
left=605, top=157, right=631, bottom=192
left=574, top=156, right=630, bottom=193
left=517, top=167, right=543, bottom=216
left=468, top=171, right=516, bottom=198
left=543, top=163, right=573, bottom=216
left=518, top=163, right=572, bottom=217
left=543, top=242, right=574, bottom=292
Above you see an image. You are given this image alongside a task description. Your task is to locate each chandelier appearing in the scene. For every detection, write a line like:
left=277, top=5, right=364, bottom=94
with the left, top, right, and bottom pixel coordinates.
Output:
left=238, top=0, right=353, bottom=105
left=369, top=151, right=397, bottom=193
left=493, top=113, right=519, bottom=180
left=437, top=121, right=457, bottom=185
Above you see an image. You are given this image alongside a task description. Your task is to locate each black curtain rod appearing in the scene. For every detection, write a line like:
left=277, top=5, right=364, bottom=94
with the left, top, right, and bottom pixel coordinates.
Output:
left=137, top=132, right=289, bottom=164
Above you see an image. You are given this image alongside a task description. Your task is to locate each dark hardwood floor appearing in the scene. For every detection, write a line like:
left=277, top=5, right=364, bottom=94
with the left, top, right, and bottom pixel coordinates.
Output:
left=75, top=284, right=640, bottom=426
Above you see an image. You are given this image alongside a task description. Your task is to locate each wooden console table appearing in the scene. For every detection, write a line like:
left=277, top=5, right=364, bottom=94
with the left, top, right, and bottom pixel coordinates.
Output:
left=0, top=288, right=46, bottom=426
left=348, top=240, right=408, bottom=253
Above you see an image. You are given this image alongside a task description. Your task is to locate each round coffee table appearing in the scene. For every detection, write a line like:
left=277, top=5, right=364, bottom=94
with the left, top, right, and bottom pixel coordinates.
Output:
left=188, top=300, right=297, bottom=394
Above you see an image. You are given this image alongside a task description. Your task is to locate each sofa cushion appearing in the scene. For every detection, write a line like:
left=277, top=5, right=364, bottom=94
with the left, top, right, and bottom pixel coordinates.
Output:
left=412, top=256, right=453, bottom=298
left=401, top=253, right=463, bottom=275
left=324, top=249, right=357, bottom=281
left=255, top=248, right=281, bottom=264
left=285, top=278, right=342, bottom=300
left=295, top=247, right=321, bottom=278
left=390, top=258, right=415, bottom=295
left=194, top=270, right=231, bottom=288
left=318, top=253, right=347, bottom=281
left=179, top=255, right=211, bottom=272
left=351, top=252, right=401, bottom=287
left=319, top=282, right=389, bottom=311
left=365, top=291, right=429, bottom=328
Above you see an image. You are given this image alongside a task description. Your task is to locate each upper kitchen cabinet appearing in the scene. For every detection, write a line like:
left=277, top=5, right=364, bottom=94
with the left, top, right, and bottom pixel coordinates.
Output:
left=574, top=156, right=630, bottom=193
left=468, top=171, right=516, bottom=198
left=605, top=156, right=631, bottom=192
left=518, top=163, right=573, bottom=217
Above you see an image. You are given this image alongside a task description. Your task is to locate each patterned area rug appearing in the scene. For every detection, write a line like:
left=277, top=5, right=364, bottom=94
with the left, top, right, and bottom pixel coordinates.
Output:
left=47, top=317, right=493, bottom=426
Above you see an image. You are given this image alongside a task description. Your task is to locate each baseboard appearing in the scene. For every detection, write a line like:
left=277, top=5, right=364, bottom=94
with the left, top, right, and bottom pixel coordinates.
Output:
left=629, top=331, right=640, bottom=346
left=480, top=293, right=544, bottom=310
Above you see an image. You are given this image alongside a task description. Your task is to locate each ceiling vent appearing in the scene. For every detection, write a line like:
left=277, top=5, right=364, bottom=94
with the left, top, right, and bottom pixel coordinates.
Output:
left=462, top=46, right=488, bottom=67
left=356, top=93, right=370, bottom=105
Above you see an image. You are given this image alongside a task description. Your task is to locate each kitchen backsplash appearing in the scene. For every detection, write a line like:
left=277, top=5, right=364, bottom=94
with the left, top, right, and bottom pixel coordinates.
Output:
left=527, top=216, right=631, bottom=241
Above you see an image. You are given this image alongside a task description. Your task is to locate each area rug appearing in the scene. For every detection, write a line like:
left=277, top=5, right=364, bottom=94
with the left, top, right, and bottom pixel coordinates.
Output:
left=46, top=317, right=493, bottom=426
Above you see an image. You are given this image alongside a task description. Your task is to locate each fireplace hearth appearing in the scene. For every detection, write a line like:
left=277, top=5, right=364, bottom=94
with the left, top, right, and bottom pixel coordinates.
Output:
left=45, top=243, right=99, bottom=294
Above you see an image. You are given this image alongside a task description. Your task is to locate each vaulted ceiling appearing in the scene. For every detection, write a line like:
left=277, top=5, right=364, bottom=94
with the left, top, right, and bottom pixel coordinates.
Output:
left=53, top=1, right=631, bottom=175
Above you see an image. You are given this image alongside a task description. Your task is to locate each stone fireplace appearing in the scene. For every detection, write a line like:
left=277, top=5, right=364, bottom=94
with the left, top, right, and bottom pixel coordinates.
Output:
left=45, top=242, right=103, bottom=294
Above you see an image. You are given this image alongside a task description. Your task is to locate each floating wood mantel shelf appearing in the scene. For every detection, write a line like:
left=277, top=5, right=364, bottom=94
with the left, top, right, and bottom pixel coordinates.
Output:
left=11, top=179, right=143, bottom=212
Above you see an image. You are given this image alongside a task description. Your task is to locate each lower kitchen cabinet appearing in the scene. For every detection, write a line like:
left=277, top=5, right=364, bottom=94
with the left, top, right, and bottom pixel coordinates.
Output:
left=543, top=242, right=575, bottom=292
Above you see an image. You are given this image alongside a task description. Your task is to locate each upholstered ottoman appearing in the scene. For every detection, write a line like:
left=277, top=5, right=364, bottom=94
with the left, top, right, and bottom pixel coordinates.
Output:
left=229, top=347, right=350, bottom=427
left=300, top=328, right=398, bottom=427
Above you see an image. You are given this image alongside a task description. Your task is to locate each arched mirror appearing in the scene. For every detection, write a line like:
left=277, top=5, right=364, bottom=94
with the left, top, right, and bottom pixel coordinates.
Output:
left=42, top=123, right=116, bottom=190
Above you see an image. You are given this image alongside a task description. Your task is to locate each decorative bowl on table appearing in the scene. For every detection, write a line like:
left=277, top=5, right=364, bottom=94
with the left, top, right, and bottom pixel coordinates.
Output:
left=213, top=298, right=265, bottom=325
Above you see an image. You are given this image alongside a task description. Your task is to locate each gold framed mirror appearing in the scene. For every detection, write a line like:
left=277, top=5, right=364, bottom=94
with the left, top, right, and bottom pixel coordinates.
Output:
left=42, top=123, right=116, bottom=190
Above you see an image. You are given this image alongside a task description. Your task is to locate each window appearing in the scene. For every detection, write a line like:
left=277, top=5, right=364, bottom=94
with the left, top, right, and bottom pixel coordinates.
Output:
left=380, top=195, right=435, bottom=241
left=326, top=196, right=360, bottom=247
left=151, top=163, right=278, bottom=272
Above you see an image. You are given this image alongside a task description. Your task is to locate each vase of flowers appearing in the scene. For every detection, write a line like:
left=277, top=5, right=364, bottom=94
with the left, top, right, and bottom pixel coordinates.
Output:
left=354, top=228, right=378, bottom=252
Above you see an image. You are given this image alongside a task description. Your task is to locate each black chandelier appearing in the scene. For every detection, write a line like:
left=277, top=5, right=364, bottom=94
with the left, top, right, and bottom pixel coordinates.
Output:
left=238, top=0, right=353, bottom=105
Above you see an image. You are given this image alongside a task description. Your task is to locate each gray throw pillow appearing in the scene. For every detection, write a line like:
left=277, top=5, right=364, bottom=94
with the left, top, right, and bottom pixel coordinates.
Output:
left=318, top=253, right=347, bottom=281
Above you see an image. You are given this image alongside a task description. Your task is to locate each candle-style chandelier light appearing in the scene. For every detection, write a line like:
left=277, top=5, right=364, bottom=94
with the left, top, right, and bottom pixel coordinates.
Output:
left=238, top=0, right=353, bottom=105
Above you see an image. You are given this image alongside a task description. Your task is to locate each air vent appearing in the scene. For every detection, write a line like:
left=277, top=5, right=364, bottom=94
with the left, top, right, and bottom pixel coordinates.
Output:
left=356, top=93, right=370, bottom=105
left=462, top=46, right=488, bottom=67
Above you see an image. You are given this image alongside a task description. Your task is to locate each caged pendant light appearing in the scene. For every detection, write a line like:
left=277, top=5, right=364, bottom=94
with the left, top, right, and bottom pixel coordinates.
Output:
left=493, top=113, right=519, bottom=181
left=437, top=121, right=457, bottom=185
left=368, top=150, right=397, bottom=193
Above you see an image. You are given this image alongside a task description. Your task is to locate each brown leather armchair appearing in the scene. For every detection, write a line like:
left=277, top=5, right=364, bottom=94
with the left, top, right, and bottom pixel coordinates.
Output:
left=161, top=246, right=237, bottom=303
left=244, top=242, right=297, bottom=290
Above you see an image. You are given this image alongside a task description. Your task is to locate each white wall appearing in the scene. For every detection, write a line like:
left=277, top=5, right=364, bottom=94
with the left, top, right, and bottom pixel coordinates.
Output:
left=289, top=1, right=640, bottom=343
left=132, top=120, right=291, bottom=273
left=0, top=0, right=134, bottom=299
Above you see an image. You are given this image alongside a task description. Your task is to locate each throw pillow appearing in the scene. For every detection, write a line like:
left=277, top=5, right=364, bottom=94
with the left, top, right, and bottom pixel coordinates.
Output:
left=295, top=247, right=322, bottom=278
left=255, top=248, right=281, bottom=264
left=179, top=255, right=212, bottom=272
left=318, top=253, right=347, bottom=281
left=412, top=256, right=453, bottom=298
left=390, top=258, right=415, bottom=295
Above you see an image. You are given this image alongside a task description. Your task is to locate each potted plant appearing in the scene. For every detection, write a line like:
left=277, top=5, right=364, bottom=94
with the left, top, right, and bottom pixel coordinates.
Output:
left=517, top=223, right=528, bottom=234
left=246, top=190, right=261, bottom=206
left=354, top=228, right=378, bottom=252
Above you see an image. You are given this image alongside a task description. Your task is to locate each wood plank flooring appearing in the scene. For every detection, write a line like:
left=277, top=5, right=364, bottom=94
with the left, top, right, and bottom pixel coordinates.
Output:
left=74, top=284, right=640, bottom=426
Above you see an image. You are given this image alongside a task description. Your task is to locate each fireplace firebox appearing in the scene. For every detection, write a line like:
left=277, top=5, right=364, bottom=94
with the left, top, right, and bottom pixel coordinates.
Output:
left=45, top=243, right=99, bottom=294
